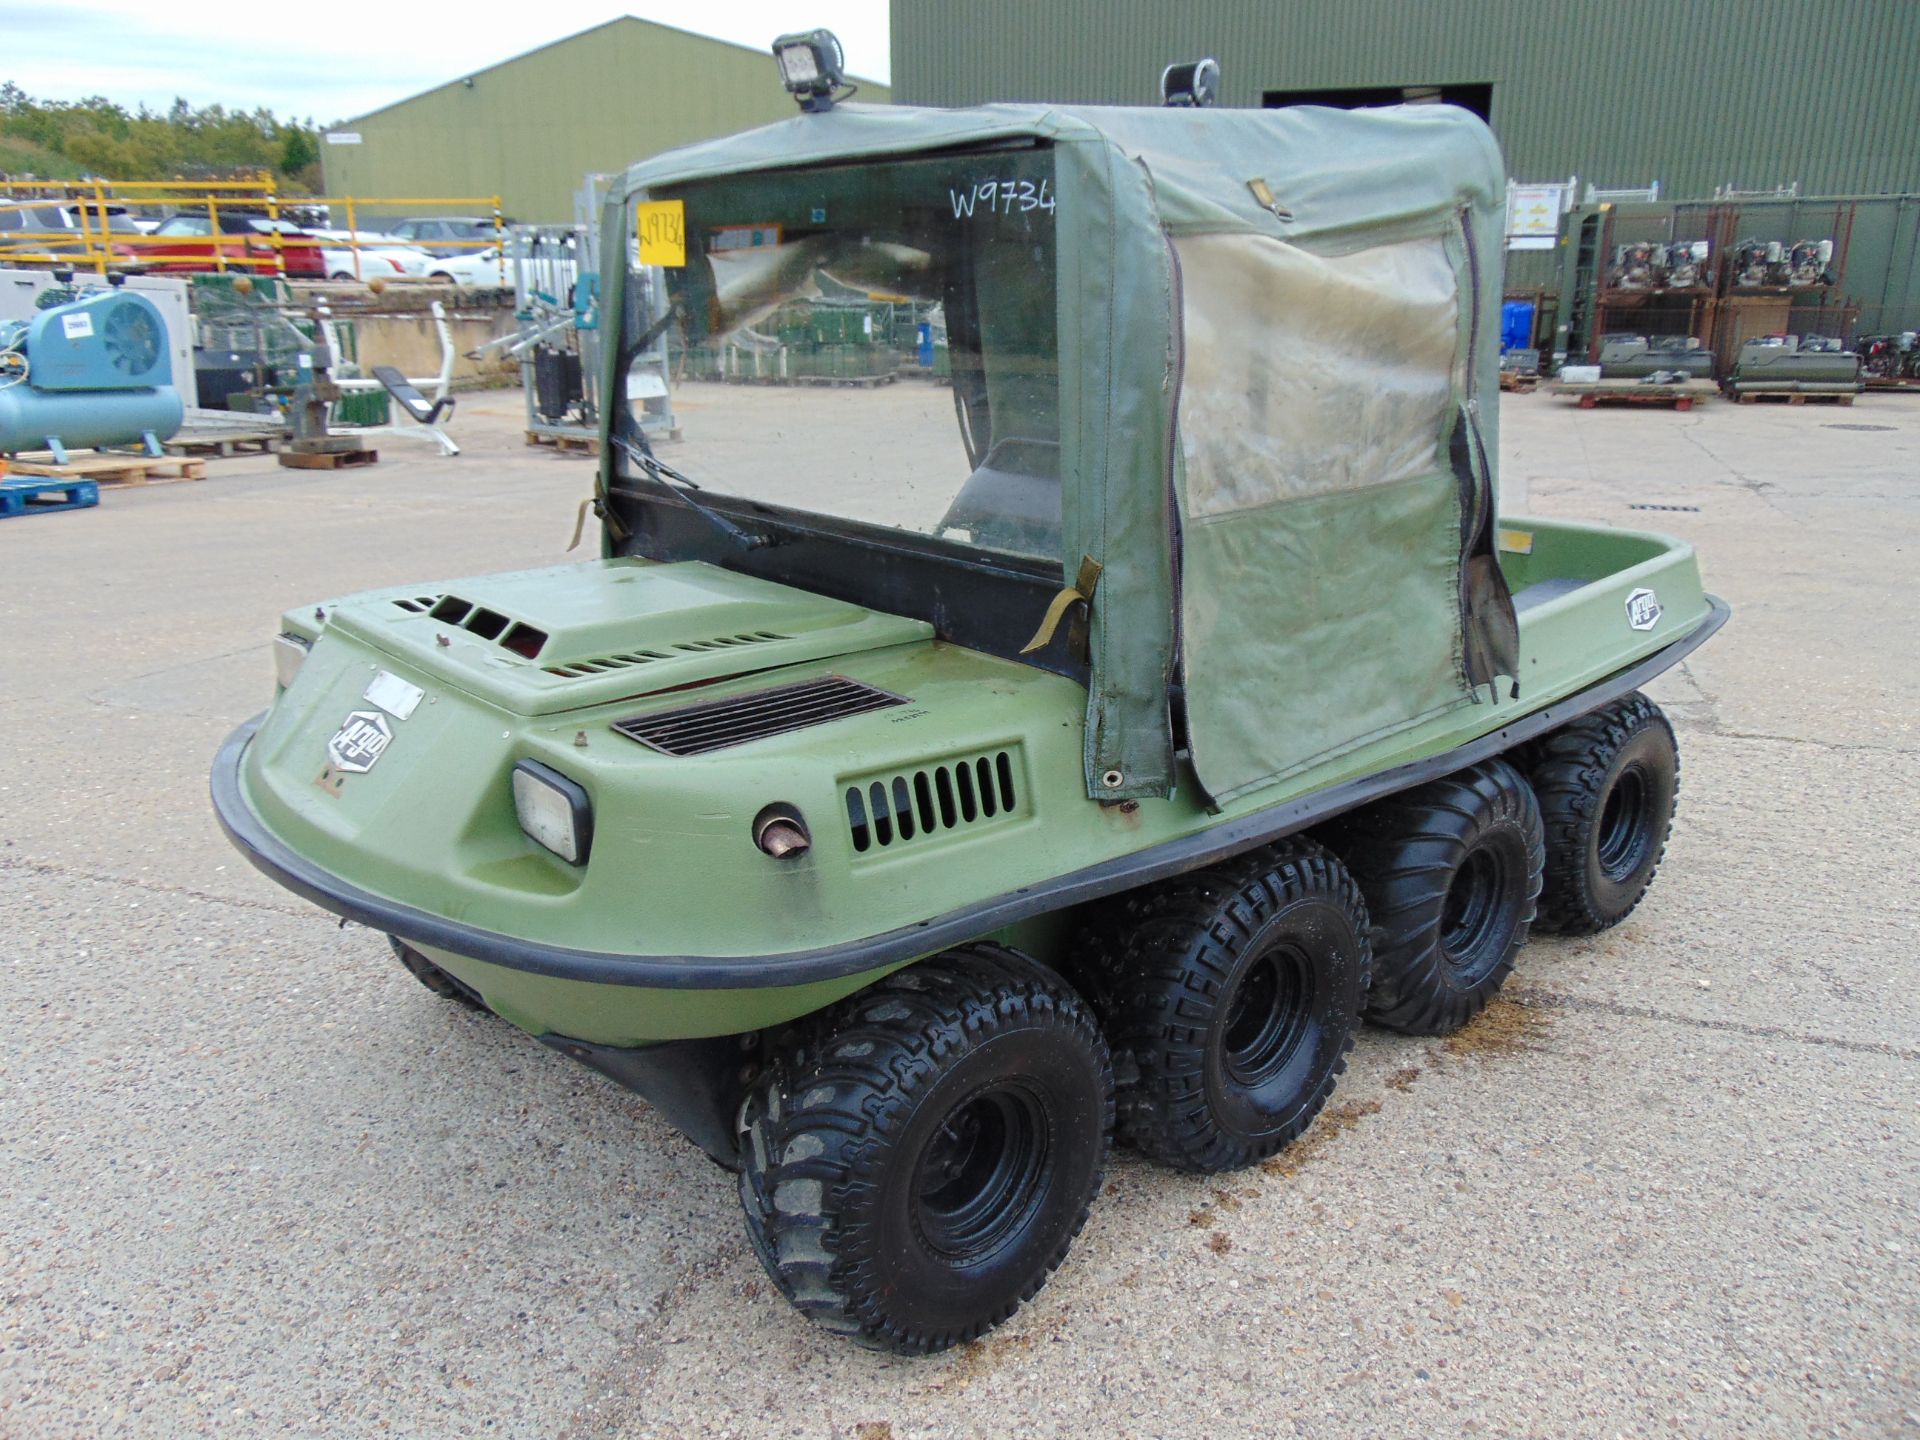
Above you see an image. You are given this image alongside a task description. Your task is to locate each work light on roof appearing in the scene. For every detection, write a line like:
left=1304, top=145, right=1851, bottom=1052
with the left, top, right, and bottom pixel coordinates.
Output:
left=772, top=28, right=846, bottom=112
left=1162, top=58, right=1221, bottom=108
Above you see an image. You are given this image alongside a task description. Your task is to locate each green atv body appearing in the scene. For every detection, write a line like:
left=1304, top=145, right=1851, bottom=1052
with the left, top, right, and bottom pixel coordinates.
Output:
left=213, top=88, right=1723, bottom=1353
left=221, top=521, right=1711, bottom=1044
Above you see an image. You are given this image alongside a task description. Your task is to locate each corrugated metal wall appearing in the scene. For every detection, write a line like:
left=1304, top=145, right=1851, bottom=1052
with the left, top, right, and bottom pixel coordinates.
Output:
left=323, top=19, right=891, bottom=222
left=890, top=0, right=1920, bottom=197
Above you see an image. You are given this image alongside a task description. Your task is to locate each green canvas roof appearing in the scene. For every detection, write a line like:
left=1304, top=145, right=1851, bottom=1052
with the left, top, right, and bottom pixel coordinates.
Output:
left=602, top=101, right=1517, bottom=806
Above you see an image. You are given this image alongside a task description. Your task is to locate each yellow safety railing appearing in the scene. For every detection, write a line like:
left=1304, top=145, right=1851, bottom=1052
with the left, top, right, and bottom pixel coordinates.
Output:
left=0, top=176, right=508, bottom=283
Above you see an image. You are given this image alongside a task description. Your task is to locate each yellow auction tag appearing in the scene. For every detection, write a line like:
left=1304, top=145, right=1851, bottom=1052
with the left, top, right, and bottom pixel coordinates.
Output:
left=1496, top=527, right=1535, bottom=554
left=636, top=200, right=686, bottom=267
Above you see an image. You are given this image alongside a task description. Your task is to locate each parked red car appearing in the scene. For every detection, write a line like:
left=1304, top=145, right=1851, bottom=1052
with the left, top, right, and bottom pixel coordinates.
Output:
left=143, top=213, right=326, bottom=278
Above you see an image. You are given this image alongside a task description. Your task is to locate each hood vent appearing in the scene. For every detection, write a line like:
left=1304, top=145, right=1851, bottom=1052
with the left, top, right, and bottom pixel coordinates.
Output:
left=846, top=751, right=1021, bottom=853
left=393, top=593, right=549, bottom=660
left=612, top=675, right=906, bottom=756
left=544, top=630, right=789, bottom=679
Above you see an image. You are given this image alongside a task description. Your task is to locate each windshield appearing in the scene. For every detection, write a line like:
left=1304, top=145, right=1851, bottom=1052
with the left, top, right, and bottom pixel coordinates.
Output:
left=623, top=145, right=1061, bottom=563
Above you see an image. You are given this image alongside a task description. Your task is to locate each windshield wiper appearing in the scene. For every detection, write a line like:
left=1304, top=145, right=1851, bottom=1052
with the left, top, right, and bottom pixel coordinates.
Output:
left=612, top=429, right=771, bottom=552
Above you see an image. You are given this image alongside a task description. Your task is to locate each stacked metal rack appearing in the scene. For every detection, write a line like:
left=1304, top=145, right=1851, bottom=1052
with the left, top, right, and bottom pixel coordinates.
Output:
left=1551, top=196, right=1872, bottom=377
left=510, top=177, right=676, bottom=453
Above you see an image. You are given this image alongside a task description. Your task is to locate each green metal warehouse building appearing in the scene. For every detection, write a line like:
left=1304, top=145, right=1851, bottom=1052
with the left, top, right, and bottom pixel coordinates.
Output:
left=888, top=0, right=1917, bottom=197
left=320, top=17, right=890, bottom=223
left=889, top=0, right=1920, bottom=340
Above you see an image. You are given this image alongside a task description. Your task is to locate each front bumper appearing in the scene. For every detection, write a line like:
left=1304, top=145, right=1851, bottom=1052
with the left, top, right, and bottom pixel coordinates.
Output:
left=210, top=713, right=925, bottom=994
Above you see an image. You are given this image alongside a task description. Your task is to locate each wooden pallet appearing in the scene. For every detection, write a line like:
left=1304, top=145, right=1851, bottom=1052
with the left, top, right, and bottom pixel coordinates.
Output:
left=278, top=446, right=379, bottom=470
left=4, top=452, right=206, bottom=486
left=164, top=431, right=284, bottom=458
left=1733, top=390, right=1857, bottom=406
left=1554, top=385, right=1710, bottom=411
left=1498, top=373, right=1540, bottom=393
left=0, top=477, right=99, bottom=518
left=526, top=429, right=600, bottom=455
left=1862, top=377, right=1920, bottom=392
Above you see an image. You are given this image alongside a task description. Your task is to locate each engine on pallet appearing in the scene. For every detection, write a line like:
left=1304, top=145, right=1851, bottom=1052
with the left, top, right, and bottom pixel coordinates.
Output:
left=0, top=286, right=184, bottom=462
left=1662, top=240, right=1711, bottom=289
left=1727, top=333, right=1862, bottom=394
left=1856, top=331, right=1920, bottom=382
left=1606, top=242, right=1658, bottom=290
left=1788, top=239, right=1837, bottom=287
left=1606, top=240, right=1710, bottom=291
left=1731, top=238, right=1836, bottom=289
left=1596, top=332, right=1716, bottom=380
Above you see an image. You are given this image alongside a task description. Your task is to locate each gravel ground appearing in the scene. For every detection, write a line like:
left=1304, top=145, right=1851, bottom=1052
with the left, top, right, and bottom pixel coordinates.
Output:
left=2, top=384, right=1916, bottom=1438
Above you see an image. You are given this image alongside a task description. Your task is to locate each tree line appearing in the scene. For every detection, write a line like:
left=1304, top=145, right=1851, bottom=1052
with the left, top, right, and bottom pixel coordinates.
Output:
left=0, top=82, right=324, bottom=190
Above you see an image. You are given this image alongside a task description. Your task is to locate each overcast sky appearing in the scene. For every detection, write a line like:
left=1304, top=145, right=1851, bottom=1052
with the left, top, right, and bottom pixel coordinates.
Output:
left=0, top=1, right=892, bottom=123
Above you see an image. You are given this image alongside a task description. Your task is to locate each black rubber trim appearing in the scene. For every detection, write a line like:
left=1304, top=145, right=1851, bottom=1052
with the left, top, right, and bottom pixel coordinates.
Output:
left=211, top=597, right=1728, bottom=991
left=536, top=1031, right=746, bottom=1168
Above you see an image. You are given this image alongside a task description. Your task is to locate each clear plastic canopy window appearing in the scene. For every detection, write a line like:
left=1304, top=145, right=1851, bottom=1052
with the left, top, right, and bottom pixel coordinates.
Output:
left=631, top=147, right=1064, bottom=564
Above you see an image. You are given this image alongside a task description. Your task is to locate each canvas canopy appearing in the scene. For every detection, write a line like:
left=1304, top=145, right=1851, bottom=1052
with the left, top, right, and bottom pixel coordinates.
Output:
left=602, top=101, right=1518, bottom=807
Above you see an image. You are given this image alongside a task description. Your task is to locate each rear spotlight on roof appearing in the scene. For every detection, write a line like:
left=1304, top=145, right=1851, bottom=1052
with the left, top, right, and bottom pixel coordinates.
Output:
left=1161, top=58, right=1221, bottom=108
left=773, top=28, right=847, bottom=113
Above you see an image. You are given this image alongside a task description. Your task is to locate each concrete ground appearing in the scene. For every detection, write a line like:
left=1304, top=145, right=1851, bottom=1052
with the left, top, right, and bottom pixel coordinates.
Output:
left=2, top=384, right=1916, bottom=1439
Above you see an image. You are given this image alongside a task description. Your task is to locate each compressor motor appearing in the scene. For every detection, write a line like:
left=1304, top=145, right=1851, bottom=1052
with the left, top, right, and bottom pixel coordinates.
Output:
left=0, top=288, right=184, bottom=462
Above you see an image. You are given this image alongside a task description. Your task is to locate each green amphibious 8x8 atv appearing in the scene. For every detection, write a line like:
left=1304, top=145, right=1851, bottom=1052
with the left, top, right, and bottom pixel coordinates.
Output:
left=213, top=43, right=1725, bottom=1353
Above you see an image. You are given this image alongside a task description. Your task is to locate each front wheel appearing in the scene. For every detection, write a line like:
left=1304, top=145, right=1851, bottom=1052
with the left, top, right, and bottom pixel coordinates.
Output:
left=737, top=947, right=1112, bottom=1354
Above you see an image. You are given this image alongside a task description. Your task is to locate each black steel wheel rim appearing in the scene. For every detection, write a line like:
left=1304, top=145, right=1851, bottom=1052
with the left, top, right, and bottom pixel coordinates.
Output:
left=1597, top=764, right=1653, bottom=880
left=1222, top=945, right=1313, bottom=1088
left=1442, top=847, right=1507, bottom=974
left=912, top=1084, right=1050, bottom=1262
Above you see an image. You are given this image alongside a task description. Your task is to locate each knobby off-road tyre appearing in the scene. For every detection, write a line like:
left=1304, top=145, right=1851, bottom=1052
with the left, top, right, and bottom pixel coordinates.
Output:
left=1523, top=692, right=1679, bottom=935
left=1327, top=759, right=1545, bottom=1037
left=1083, top=840, right=1372, bottom=1174
left=737, top=946, right=1113, bottom=1354
left=388, top=935, right=487, bottom=1010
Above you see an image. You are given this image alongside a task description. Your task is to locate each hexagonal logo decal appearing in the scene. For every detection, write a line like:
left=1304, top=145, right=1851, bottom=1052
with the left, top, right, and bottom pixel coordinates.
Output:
left=1624, top=587, right=1663, bottom=632
left=326, top=709, right=394, bottom=773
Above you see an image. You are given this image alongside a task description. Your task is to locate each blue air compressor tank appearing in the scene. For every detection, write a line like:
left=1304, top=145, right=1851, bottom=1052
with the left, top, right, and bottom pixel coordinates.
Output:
left=0, top=289, right=185, bottom=454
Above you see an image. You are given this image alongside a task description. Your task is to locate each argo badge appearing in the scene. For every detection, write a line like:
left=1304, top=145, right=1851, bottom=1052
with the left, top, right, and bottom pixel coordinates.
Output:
left=327, top=710, right=394, bottom=773
left=1624, top=587, right=1663, bottom=632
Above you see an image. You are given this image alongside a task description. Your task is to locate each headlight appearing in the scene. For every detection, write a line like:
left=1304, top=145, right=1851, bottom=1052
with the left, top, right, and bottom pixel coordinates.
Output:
left=511, top=760, right=593, bottom=865
left=273, top=632, right=311, bottom=689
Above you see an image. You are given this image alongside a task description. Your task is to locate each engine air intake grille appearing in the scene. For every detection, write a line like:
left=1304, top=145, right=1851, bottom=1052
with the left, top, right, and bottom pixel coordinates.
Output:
left=392, top=593, right=548, bottom=658
left=846, top=751, right=1020, bottom=853
left=611, top=675, right=906, bottom=756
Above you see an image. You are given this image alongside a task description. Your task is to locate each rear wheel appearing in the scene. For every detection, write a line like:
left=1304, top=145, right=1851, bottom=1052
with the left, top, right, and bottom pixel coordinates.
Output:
left=1523, top=692, right=1679, bottom=935
left=737, top=947, right=1112, bottom=1354
left=1083, top=840, right=1371, bottom=1173
left=1326, top=759, right=1544, bottom=1036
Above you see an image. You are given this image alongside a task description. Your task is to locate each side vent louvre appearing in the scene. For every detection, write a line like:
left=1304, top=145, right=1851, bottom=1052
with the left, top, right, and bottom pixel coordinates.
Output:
left=612, top=675, right=905, bottom=756
left=544, top=630, right=788, bottom=678
left=846, top=751, right=1020, bottom=853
